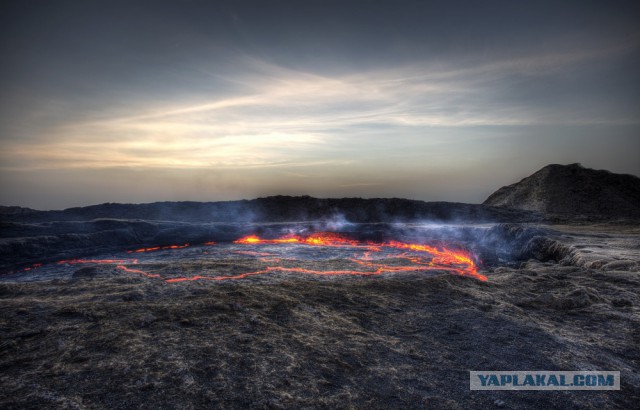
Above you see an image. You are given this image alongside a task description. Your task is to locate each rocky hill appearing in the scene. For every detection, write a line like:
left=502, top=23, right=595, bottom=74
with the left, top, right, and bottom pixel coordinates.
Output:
left=484, top=163, right=640, bottom=219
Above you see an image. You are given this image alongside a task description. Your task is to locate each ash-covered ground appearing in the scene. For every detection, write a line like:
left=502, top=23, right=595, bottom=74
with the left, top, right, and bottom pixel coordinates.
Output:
left=1, top=222, right=639, bottom=409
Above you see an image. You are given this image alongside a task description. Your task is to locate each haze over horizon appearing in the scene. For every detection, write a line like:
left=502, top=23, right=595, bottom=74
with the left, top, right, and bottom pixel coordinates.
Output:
left=1, top=0, right=639, bottom=210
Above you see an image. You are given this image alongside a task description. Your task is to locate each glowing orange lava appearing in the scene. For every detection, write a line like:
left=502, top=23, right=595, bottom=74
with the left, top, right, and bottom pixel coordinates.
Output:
left=6, top=232, right=486, bottom=282
left=233, top=232, right=359, bottom=246
left=128, top=243, right=190, bottom=253
left=116, top=265, right=160, bottom=278
left=230, top=232, right=485, bottom=281
left=21, top=263, right=43, bottom=272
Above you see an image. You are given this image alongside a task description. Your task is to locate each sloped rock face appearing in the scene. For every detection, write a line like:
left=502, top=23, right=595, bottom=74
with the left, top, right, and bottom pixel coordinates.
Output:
left=483, top=163, right=640, bottom=218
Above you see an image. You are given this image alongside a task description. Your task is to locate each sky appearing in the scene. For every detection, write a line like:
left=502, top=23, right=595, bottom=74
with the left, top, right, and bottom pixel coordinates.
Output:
left=1, top=0, right=639, bottom=210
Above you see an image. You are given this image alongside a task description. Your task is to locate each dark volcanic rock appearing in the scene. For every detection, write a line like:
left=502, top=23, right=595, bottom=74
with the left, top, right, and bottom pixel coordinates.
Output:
left=1, top=196, right=541, bottom=224
left=1, top=266, right=639, bottom=409
left=483, top=163, right=640, bottom=219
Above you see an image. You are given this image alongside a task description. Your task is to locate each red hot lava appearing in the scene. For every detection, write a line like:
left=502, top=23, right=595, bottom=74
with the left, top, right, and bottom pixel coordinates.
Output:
left=7, top=232, right=486, bottom=282
left=228, top=232, right=486, bottom=281
left=128, top=244, right=190, bottom=253
left=234, top=232, right=359, bottom=247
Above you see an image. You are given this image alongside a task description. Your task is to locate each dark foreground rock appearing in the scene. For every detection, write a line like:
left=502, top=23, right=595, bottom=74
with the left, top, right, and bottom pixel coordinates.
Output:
left=1, top=222, right=639, bottom=408
left=1, top=262, right=638, bottom=409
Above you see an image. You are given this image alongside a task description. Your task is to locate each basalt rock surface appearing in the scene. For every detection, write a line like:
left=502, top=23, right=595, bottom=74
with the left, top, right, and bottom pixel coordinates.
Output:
left=484, top=163, right=640, bottom=220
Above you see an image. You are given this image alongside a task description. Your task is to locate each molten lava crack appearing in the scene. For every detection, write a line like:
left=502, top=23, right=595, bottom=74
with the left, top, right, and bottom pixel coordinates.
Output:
left=9, top=232, right=486, bottom=282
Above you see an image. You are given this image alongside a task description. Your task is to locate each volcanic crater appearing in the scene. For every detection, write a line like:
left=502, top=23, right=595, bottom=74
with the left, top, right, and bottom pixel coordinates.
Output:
left=1, top=164, right=639, bottom=409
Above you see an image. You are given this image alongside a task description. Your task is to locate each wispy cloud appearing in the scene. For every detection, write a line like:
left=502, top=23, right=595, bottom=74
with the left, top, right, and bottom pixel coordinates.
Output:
left=2, top=41, right=637, bottom=171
